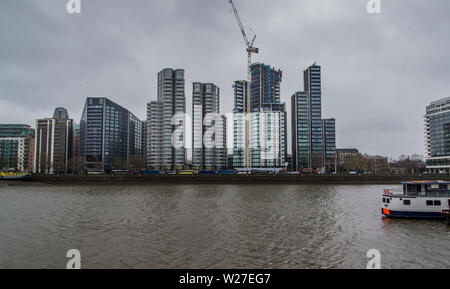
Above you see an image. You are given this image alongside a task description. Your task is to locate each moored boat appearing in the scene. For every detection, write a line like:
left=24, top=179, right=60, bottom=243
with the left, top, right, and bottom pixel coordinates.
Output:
left=382, top=181, right=450, bottom=219
left=0, top=172, right=30, bottom=180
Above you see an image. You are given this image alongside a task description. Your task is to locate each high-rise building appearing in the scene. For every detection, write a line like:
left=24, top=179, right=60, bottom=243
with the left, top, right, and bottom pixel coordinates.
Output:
left=232, top=80, right=249, bottom=168
left=34, top=108, right=74, bottom=174
left=304, top=63, right=323, bottom=169
left=291, top=91, right=310, bottom=170
left=250, top=63, right=282, bottom=112
left=292, top=63, right=336, bottom=171
left=141, top=120, right=148, bottom=167
left=322, top=118, right=336, bottom=171
left=79, top=97, right=142, bottom=172
left=147, top=68, right=186, bottom=171
left=147, top=101, right=163, bottom=170
left=0, top=124, right=35, bottom=172
left=249, top=63, right=287, bottom=168
left=250, top=107, right=287, bottom=168
left=192, top=82, right=227, bottom=171
left=425, top=97, right=450, bottom=173
left=73, top=124, right=81, bottom=172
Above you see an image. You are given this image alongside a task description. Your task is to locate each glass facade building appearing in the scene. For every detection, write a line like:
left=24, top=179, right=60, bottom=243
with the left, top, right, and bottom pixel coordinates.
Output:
left=425, top=97, right=450, bottom=172
left=304, top=64, right=323, bottom=169
left=322, top=118, right=336, bottom=170
left=250, top=63, right=282, bottom=112
left=249, top=63, right=287, bottom=168
left=79, top=97, right=142, bottom=172
left=291, top=92, right=310, bottom=170
left=291, top=64, right=336, bottom=171
left=0, top=124, right=35, bottom=172
left=232, top=80, right=248, bottom=168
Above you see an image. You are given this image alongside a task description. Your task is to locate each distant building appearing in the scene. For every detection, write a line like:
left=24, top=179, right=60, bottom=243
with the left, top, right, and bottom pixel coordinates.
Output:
left=292, top=63, right=335, bottom=171
left=425, top=97, right=450, bottom=173
left=286, top=154, right=293, bottom=171
left=336, top=148, right=360, bottom=172
left=141, top=120, right=148, bottom=167
left=249, top=63, right=287, bottom=168
left=336, top=149, right=359, bottom=164
left=291, top=91, right=310, bottom=171
left=147, top=68, right=186, bottom=171
left=337, top=149, right=388, bottom=174
left=322, top=118, right=336, bottom=171
left=74, top=124, right=80, bottom=171
left=303, top=64, right=324, bottom=169
left=361, top=154, right=389, bottom=174
left=232, top=80, right=249, bottom=168
left=227, top=154, right=234, bottom=170
left=250, top=63, right=282, bottom=112
left=0, top=124, right=35, bottom=172
left=34, top=108, right=75, bottom=174
left=192, top=83, right=227, bottom=171
left=79, top=97, right=142, bottom=172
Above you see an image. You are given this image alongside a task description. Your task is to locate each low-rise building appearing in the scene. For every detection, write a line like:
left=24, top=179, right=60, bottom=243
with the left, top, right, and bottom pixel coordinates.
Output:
left=361, top=154, right=389, bottom=174
left=0, top=124, right=35, bottom=172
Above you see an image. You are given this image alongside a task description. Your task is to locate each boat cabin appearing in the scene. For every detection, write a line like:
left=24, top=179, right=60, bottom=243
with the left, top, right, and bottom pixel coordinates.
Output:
left=402, top=181, right=450, bottom=197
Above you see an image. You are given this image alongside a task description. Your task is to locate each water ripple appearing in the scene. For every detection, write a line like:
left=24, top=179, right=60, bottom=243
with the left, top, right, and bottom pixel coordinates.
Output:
left=0, top=184, right=449, bottom=268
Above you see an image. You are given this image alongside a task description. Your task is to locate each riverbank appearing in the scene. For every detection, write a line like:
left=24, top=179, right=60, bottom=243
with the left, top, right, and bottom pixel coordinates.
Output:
left=4, top=174, right=449, bottom=186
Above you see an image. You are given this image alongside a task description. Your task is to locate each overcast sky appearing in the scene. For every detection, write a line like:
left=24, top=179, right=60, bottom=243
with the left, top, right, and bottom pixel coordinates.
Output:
left=1, top=0, right=449, bottom=159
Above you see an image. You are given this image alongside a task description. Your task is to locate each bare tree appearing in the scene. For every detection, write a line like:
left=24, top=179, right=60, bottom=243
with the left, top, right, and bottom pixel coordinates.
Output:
left=128, top=155, right=146, bottom=171
left=343, top=154, right=364, bottom=172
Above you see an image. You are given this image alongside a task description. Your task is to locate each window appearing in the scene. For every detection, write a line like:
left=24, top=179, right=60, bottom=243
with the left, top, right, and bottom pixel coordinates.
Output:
left=386, top=199, right=391, bottom=204
left=434, top=200, right=441, bottom=206
left=382, top=198, right=386, bottom=203
left=426, top=200, right=433, bottom=206
left=403, top=200, right=411, bottom=206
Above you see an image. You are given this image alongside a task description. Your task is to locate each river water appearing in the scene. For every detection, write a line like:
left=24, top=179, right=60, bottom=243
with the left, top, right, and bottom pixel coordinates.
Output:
left=0, top=183, right=449, bottom=269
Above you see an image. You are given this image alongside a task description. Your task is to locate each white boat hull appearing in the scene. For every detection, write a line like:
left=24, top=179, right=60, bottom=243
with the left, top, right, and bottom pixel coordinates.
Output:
left=382, top=195, right=450, bottom=219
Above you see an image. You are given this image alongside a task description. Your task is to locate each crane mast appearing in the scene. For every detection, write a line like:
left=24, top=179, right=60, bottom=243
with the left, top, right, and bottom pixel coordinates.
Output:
left=229, top=0, right=259, bottom=88
left=229, top=0, right=259, bottom=168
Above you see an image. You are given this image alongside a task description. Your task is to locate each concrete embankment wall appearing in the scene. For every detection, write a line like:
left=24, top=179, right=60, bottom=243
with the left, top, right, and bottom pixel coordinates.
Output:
left=25, top=174, right=450, bottom=185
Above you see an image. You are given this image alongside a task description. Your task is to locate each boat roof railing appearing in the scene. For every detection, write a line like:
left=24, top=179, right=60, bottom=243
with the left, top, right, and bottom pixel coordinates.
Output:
left=401, top=180, right=450, bottom=185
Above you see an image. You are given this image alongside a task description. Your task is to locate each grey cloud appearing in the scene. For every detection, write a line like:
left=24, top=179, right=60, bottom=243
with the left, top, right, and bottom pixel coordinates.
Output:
left=1, top=0, right=449, bottom=159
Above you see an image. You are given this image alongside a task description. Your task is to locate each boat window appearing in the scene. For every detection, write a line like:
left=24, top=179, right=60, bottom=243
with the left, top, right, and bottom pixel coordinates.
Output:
left=386, top=199, right=391, bottom=204
left=426, top=200, right=434, bottom=206
left=434, top=200, right=441, bottom=206
left=407, top=184, right=420, bottom=193
left=382, top=198, right=385, bottom=203
left=403, top=200, right=411, bottom=206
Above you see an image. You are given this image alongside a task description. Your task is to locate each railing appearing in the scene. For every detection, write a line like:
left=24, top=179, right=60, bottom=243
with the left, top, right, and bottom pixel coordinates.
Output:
left=383, top=189, right=450, bottom=198
left=421, top=191, right=450, bottom=198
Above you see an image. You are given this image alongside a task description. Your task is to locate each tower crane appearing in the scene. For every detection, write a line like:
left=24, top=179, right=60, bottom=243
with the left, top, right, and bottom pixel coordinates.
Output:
left=229, top=0, right=259, bottom=168
left=229, top=0, right=259, bottom=97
